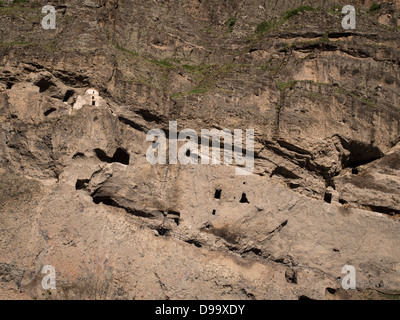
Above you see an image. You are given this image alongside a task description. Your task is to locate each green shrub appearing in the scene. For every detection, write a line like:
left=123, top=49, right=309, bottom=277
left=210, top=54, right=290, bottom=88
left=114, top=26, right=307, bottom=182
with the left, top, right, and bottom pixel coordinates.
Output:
left=111, top=43, right=139, bottom=57
left=328, top=5, right=342, bottom=15
left=256, top=20, right=275, bottom=34
left=277, top=80, right=297, bottom=93
left=319, top=32, right=330, bottom=43
left=369, top=3, right=381, bottom=13
left=1, top=41, right=33, bottom=47
left=182, top=64, right=212, bottom=74
left=283, top=6, right=315, bottom=20
left=256, top=6, right=315, bottom=35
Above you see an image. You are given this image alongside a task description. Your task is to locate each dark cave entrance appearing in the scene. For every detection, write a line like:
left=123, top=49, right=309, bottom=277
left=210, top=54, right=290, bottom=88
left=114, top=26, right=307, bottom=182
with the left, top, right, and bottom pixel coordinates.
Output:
left=94, top=148, right=130, bottom=165
left=63, top=90, right=75, bottom=102
left=239, top=193, right=249, bottom=204
left=324, top=192, right=332, bottom=204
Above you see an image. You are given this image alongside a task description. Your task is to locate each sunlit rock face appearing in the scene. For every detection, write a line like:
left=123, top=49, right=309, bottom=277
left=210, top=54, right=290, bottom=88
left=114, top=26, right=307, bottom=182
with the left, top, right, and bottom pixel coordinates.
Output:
left=0, top=0, right=399, bottom=300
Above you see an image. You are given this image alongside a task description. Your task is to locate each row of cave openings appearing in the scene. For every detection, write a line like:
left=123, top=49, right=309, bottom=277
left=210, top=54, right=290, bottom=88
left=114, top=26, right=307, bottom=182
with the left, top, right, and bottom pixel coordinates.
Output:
left=212, top=182, right=249, bottom=216
left=28, top=77, right=98, bottom=116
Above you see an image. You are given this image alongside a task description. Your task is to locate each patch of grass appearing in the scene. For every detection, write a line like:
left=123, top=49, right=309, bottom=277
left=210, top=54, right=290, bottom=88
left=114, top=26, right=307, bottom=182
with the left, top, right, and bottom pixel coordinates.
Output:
left=293, top=39, right=319, bottom=47
left=0, top=5, right=38, bottom=15
left=277, top=80, right=297, bottom=93
left=188, top=87, right=210, bottom=95
left=280, top=42, right=291, bottom=51
left=256, top=20, right=275, bottom=34
left=283, top=6, right=315, bottom=20
left=335, top=88, right=376, bottom=107
left=112, top=42, right=175, bottom=69
left=319, top=32, right=330, bottom=43
left=171, top=63, right=237, bottom=98
left=256, top=6, right=316, bottom=35
left=125, top=77, right=153, bottom=85
left=362, top=97, right=376, bottom=106
left=305, top=92, right=324, bottom=100
left=182, top=64, right=200, bottom=73
left=111, top=43, right=139, bottom=57
left=171, top=81, right=214, bottom=98
left=369, top=3, right=381, bottom=13
left=293, top=33, right=332, bottom=48
left=1, top=41, right=33, bottom=47
left=328, top=5, right=343, bottom=15
left=182, top=64, right=212, bottom=75
left=43, top=41, right=57, bottom=51
left=170, top=85, right=211, bottom=98
left=170, top=92, right=184, bottom=99
left=149, top=59, right=174, bottom=68
left=13, top=0, right=27, bottom=4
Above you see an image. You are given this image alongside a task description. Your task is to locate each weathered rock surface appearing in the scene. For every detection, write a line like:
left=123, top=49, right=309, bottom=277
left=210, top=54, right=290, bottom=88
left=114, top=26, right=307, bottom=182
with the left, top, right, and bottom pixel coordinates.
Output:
left=0, top=0, right=399, bottom=300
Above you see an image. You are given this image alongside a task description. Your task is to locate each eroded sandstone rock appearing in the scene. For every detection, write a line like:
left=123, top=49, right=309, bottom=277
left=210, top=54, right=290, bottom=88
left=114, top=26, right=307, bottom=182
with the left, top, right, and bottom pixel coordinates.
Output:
left=0, top=0, right=399, bottom=300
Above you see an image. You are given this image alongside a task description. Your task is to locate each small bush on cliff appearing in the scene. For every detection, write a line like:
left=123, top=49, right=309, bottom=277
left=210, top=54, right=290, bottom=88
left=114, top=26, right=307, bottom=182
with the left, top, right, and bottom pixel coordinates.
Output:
left=256, top=6, right=316, bottom=35
left=256, top=20, right=275, bottom=34
left=369, top=3, right=381, bottom=13
left=283, top=6, right=315, bottom=20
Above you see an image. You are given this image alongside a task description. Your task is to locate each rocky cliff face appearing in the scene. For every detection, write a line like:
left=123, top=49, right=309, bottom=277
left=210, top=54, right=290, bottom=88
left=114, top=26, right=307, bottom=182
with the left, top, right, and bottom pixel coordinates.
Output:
left=0, top=0, right=400, bottom=300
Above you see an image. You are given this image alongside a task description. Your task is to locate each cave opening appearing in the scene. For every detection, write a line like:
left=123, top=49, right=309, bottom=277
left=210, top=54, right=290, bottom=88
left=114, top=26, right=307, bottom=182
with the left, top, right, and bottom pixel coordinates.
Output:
left=285, top=269, right=297, bottom=284
left=112, top=148, right=130, bottom=165
left=185, top=239, right=203, bottom=248
left=63, top=90, right=74, bottom=102
left=340, top=140, right=383, bottom=169
left=72, top=152, right=85, bottom=159
left=92, top=195, right=117, bottom=206
left=43, top=107, right=56, bottom=116
left=35, top=78, right=54, bottom=93
left=240, top=193, right=249, bottom=204
left=324, top=192, right=332, bottom=204
left=326, top=287, right=337, bottom=294
left=94, top=148, right=130, bottom=165
left=75, top=179, right=89, bottom=190
left=214, top=189, right=222, bottom=199
left=156, top=226, right=170, bottom=237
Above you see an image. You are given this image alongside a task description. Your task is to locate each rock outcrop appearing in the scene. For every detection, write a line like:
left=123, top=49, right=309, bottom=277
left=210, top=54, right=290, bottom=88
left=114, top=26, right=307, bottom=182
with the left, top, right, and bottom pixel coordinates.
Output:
left=0, top=0, right=399, bottom=300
